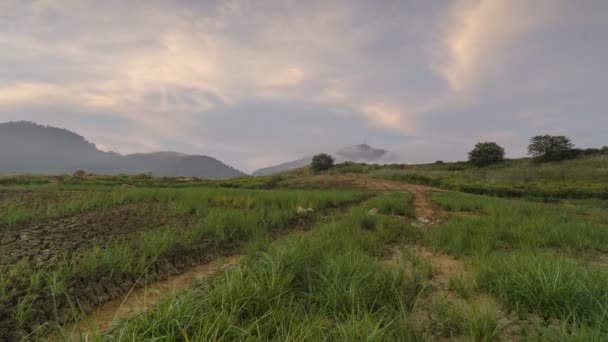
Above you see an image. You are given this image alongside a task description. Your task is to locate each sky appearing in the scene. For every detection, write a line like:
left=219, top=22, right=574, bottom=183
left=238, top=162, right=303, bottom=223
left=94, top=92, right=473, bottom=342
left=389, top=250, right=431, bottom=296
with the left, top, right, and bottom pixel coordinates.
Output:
left=1, top=0, right=607, bottom=172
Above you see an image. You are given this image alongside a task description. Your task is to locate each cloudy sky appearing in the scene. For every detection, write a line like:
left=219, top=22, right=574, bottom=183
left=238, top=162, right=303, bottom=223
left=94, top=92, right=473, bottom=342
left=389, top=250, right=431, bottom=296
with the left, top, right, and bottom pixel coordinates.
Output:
left=1, top=0, right=606, bottom=172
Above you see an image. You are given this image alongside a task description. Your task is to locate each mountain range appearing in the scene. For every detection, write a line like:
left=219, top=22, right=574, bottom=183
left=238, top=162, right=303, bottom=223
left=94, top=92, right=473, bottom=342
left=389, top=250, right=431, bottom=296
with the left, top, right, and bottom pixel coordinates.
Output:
left=0, top=121, right=246, bottom=179
left=252, top=144, right=389, bottom=176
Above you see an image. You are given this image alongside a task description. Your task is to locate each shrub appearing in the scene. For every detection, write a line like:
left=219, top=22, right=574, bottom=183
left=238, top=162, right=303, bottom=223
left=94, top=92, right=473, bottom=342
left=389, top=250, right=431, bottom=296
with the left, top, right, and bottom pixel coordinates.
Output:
left=467, top=142, right=505, bottom=167
left=311, top=153, right=335, bottom=173
left=72, top=170, right=87, bottom=178
left=528, top=135, right=575, bottom=162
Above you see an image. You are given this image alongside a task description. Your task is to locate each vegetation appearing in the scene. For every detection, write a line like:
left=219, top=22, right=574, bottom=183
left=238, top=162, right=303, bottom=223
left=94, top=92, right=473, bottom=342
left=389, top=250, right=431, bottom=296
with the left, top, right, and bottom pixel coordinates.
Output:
left=2, top=142, right=608, bottom=341
left=468, top=142, right=505, bottom=167
left=528, top=134, right=575, bottom=162
left=311, top=153, right=335, bottom=173
left=102, top=202, right=424, bottom=340
left=426, top=191, right=608, bottom=337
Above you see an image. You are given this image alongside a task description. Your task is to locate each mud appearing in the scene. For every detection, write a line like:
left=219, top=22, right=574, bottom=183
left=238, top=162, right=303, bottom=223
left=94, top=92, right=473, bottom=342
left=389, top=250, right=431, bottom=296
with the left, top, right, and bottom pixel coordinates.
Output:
left=0, top=203, right=192, bottom=268
left=0, top=240, right=237, bottom=342
left=59, top=255, right=242, bottom=339
left=0, top=190, right=96, bottom=214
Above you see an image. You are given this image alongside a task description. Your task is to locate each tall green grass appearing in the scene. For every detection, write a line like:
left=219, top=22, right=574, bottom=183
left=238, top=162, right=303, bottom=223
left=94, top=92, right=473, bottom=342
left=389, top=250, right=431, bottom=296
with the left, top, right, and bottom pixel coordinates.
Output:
left=364, top=192, right=414, bottom=216
left=1, top=187, right=373, bottom=338
left=101, top=204, right=426, bottom=340
left=475, top=253, right=608, bottom=332
left=427, top=193, right=608, bottom=256
left=0, top=186, right=370, bottom=228
left=427, top=191, right=608, bottom=337
left=369, top=154, right=608, bottom=199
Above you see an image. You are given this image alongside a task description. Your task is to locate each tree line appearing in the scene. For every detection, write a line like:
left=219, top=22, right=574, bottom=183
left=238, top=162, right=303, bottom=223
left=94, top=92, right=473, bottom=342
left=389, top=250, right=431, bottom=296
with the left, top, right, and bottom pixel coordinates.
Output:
left=468, top=135, right=608, bottom=167
left=309, top=135, right=607, bottom=172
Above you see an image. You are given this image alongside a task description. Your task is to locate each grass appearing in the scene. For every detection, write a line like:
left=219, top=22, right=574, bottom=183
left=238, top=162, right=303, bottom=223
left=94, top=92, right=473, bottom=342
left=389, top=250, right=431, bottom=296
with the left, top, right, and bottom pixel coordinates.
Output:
left=5, top=163, right=608, bottom=340
left=427, top=192, right=608, bottom=256
left=354, top=153, right=608, bottom=199
left=431, top=297, right=503, bottom=341
left=364, top=192, right=414, bottom=216
left=1, top=187, right=373, bottom=340
left=425, top=191, right=608, bottom=338
left=475, top=253, right=608, bottom=329
left=97, top=202, right=426, bottom=340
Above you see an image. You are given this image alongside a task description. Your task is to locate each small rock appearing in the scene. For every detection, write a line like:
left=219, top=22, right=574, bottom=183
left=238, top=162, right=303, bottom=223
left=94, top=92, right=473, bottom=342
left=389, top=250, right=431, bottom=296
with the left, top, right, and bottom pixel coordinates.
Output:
left=417, top=217, right=431, bottom=224
left=367, top=208, right=379, bottom=215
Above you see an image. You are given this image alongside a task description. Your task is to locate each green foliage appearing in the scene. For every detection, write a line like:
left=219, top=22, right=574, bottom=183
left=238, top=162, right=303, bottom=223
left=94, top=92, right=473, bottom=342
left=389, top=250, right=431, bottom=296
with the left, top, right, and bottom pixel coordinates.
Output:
left=431, top=298, right=502, bottom=341
left=475, top=253, right=608, bottom=329
left=528, top=135, right=575, bottom=162
left=364, top=192, right=414, bottom=216
left=103, top=204, right=426, bottom=340
left=468, top=142, right=505, bottom=167
left=310, top=153, right=335, bottom=173
left=370, top=154, right=608, bottom=199
left=427, top=192, right=608, bottom=256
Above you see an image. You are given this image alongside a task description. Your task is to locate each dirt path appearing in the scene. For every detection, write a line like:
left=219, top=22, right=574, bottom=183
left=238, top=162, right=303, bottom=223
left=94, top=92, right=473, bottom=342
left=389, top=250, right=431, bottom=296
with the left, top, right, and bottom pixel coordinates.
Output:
left=352, top=177, right=448, bottom=221
left=51, top=255, right=241, bottom=341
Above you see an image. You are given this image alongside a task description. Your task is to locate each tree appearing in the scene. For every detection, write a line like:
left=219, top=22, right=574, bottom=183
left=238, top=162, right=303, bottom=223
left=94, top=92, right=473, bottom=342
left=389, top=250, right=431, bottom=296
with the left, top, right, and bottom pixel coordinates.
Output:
left=527, top=135, right=574, bottom=161
left=311, top=153, right=335, bottom=172
left=468, top=142, right=505, bottom=166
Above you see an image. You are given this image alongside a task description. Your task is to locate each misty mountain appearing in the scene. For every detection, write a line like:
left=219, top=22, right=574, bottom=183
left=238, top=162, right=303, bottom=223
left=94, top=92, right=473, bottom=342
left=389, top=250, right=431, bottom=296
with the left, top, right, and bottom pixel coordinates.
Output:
left=252, top=144, right=389, bottom=176
left=0, top=121, right=246, bottom=179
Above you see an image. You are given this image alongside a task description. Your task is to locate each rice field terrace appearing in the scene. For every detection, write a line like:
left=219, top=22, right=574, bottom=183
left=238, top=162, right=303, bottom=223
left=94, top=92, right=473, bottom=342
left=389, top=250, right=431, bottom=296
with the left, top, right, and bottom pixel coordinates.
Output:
left=1, top=175, right=607, bottom=341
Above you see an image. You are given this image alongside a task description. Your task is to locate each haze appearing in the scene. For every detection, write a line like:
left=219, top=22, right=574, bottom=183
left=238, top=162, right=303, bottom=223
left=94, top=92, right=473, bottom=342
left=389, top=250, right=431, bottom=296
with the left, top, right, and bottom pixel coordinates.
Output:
left=1, top=0, right=606, bottom=172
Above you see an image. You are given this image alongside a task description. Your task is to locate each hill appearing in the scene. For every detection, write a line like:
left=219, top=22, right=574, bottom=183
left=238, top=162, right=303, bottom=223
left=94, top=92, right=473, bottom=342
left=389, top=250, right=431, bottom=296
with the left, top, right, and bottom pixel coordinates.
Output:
left=0, top=121, right=246, bottom=179
left=252, top=144, right=389, bottom=176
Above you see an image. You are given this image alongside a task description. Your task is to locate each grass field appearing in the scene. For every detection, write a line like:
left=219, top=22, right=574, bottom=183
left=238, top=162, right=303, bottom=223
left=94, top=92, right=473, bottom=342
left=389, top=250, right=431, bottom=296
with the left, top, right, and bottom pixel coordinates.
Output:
left=1, top=164, right=608, bottom=341
left=310, top=153, right=608, bottom=199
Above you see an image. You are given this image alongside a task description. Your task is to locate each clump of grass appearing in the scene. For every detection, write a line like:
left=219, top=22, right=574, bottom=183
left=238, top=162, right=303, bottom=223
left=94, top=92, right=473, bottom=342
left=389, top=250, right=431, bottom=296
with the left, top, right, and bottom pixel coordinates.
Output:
left=427, top=192, right=608, bottom=256
left=13, top=293, right=37, bottom=328
left=431, top=297, right=503, bottom=341
left=475, top=253, right=608, bottom=330
left=448, top=275, right=476, bottom=299
left=400, top=247, right=435, bottom=280
left=364, top=192, right=414, bottom=216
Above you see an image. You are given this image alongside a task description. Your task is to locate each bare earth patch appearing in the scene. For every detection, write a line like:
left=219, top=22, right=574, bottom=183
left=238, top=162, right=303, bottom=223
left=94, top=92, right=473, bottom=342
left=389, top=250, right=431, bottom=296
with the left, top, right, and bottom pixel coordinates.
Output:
left=54, top=255, right=242, bottom=340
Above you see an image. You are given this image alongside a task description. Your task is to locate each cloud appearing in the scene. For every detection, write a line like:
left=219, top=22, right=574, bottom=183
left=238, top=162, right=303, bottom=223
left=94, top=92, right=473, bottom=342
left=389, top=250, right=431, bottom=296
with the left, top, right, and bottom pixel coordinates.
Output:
left=1, top=0, right=607, bottom=171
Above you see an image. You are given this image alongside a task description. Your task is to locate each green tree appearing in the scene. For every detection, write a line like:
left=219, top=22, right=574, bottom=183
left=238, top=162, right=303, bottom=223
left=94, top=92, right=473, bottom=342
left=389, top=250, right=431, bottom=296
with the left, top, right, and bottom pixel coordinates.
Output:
left=468, top=142, right=505, bottom=166
left=527, top=135, right=575, bottom=161
left=311, top=153, right=335, bottom=172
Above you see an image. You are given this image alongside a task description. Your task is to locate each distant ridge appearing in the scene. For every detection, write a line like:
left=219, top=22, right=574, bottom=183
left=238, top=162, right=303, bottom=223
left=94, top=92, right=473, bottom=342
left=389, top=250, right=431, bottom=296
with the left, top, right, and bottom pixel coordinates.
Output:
left=0, top=121, right=246, bottom=179
left=252, top=144, right=389, bottom=176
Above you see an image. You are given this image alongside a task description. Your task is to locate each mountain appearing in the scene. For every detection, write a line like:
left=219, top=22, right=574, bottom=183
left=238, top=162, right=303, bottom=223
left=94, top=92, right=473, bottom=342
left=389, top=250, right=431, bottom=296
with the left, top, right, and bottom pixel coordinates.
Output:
left=252, top=144, right=389, bottom=176
left=252, top=157, right=312, bottom=176
left=0, top=121, right=246, bottom=179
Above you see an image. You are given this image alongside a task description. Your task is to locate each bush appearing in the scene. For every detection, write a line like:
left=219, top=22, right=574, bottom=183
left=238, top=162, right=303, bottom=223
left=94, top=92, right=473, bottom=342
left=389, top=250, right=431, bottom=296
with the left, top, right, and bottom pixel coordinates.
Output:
left=468, top=142, right=505, bottom=166
left=311, top=153, right=335, bottom=173
left=72, top=170, right=87, bottom=178
left=528, top=135, right=575, bottom=162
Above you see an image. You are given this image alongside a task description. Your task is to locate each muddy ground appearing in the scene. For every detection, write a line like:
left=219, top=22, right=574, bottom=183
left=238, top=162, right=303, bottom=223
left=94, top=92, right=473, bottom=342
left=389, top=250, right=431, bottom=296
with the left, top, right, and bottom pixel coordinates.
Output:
left=0, top=190, right=96, bottom=214
left=0, top=203, right=193, bottom=268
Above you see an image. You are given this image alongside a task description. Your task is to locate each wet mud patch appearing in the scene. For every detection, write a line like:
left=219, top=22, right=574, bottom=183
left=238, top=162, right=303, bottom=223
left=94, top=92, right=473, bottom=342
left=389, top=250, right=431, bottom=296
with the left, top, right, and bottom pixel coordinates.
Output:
left=0, top=190, right=96, bottom=213
left=0, top=203, right=193, bottom=268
